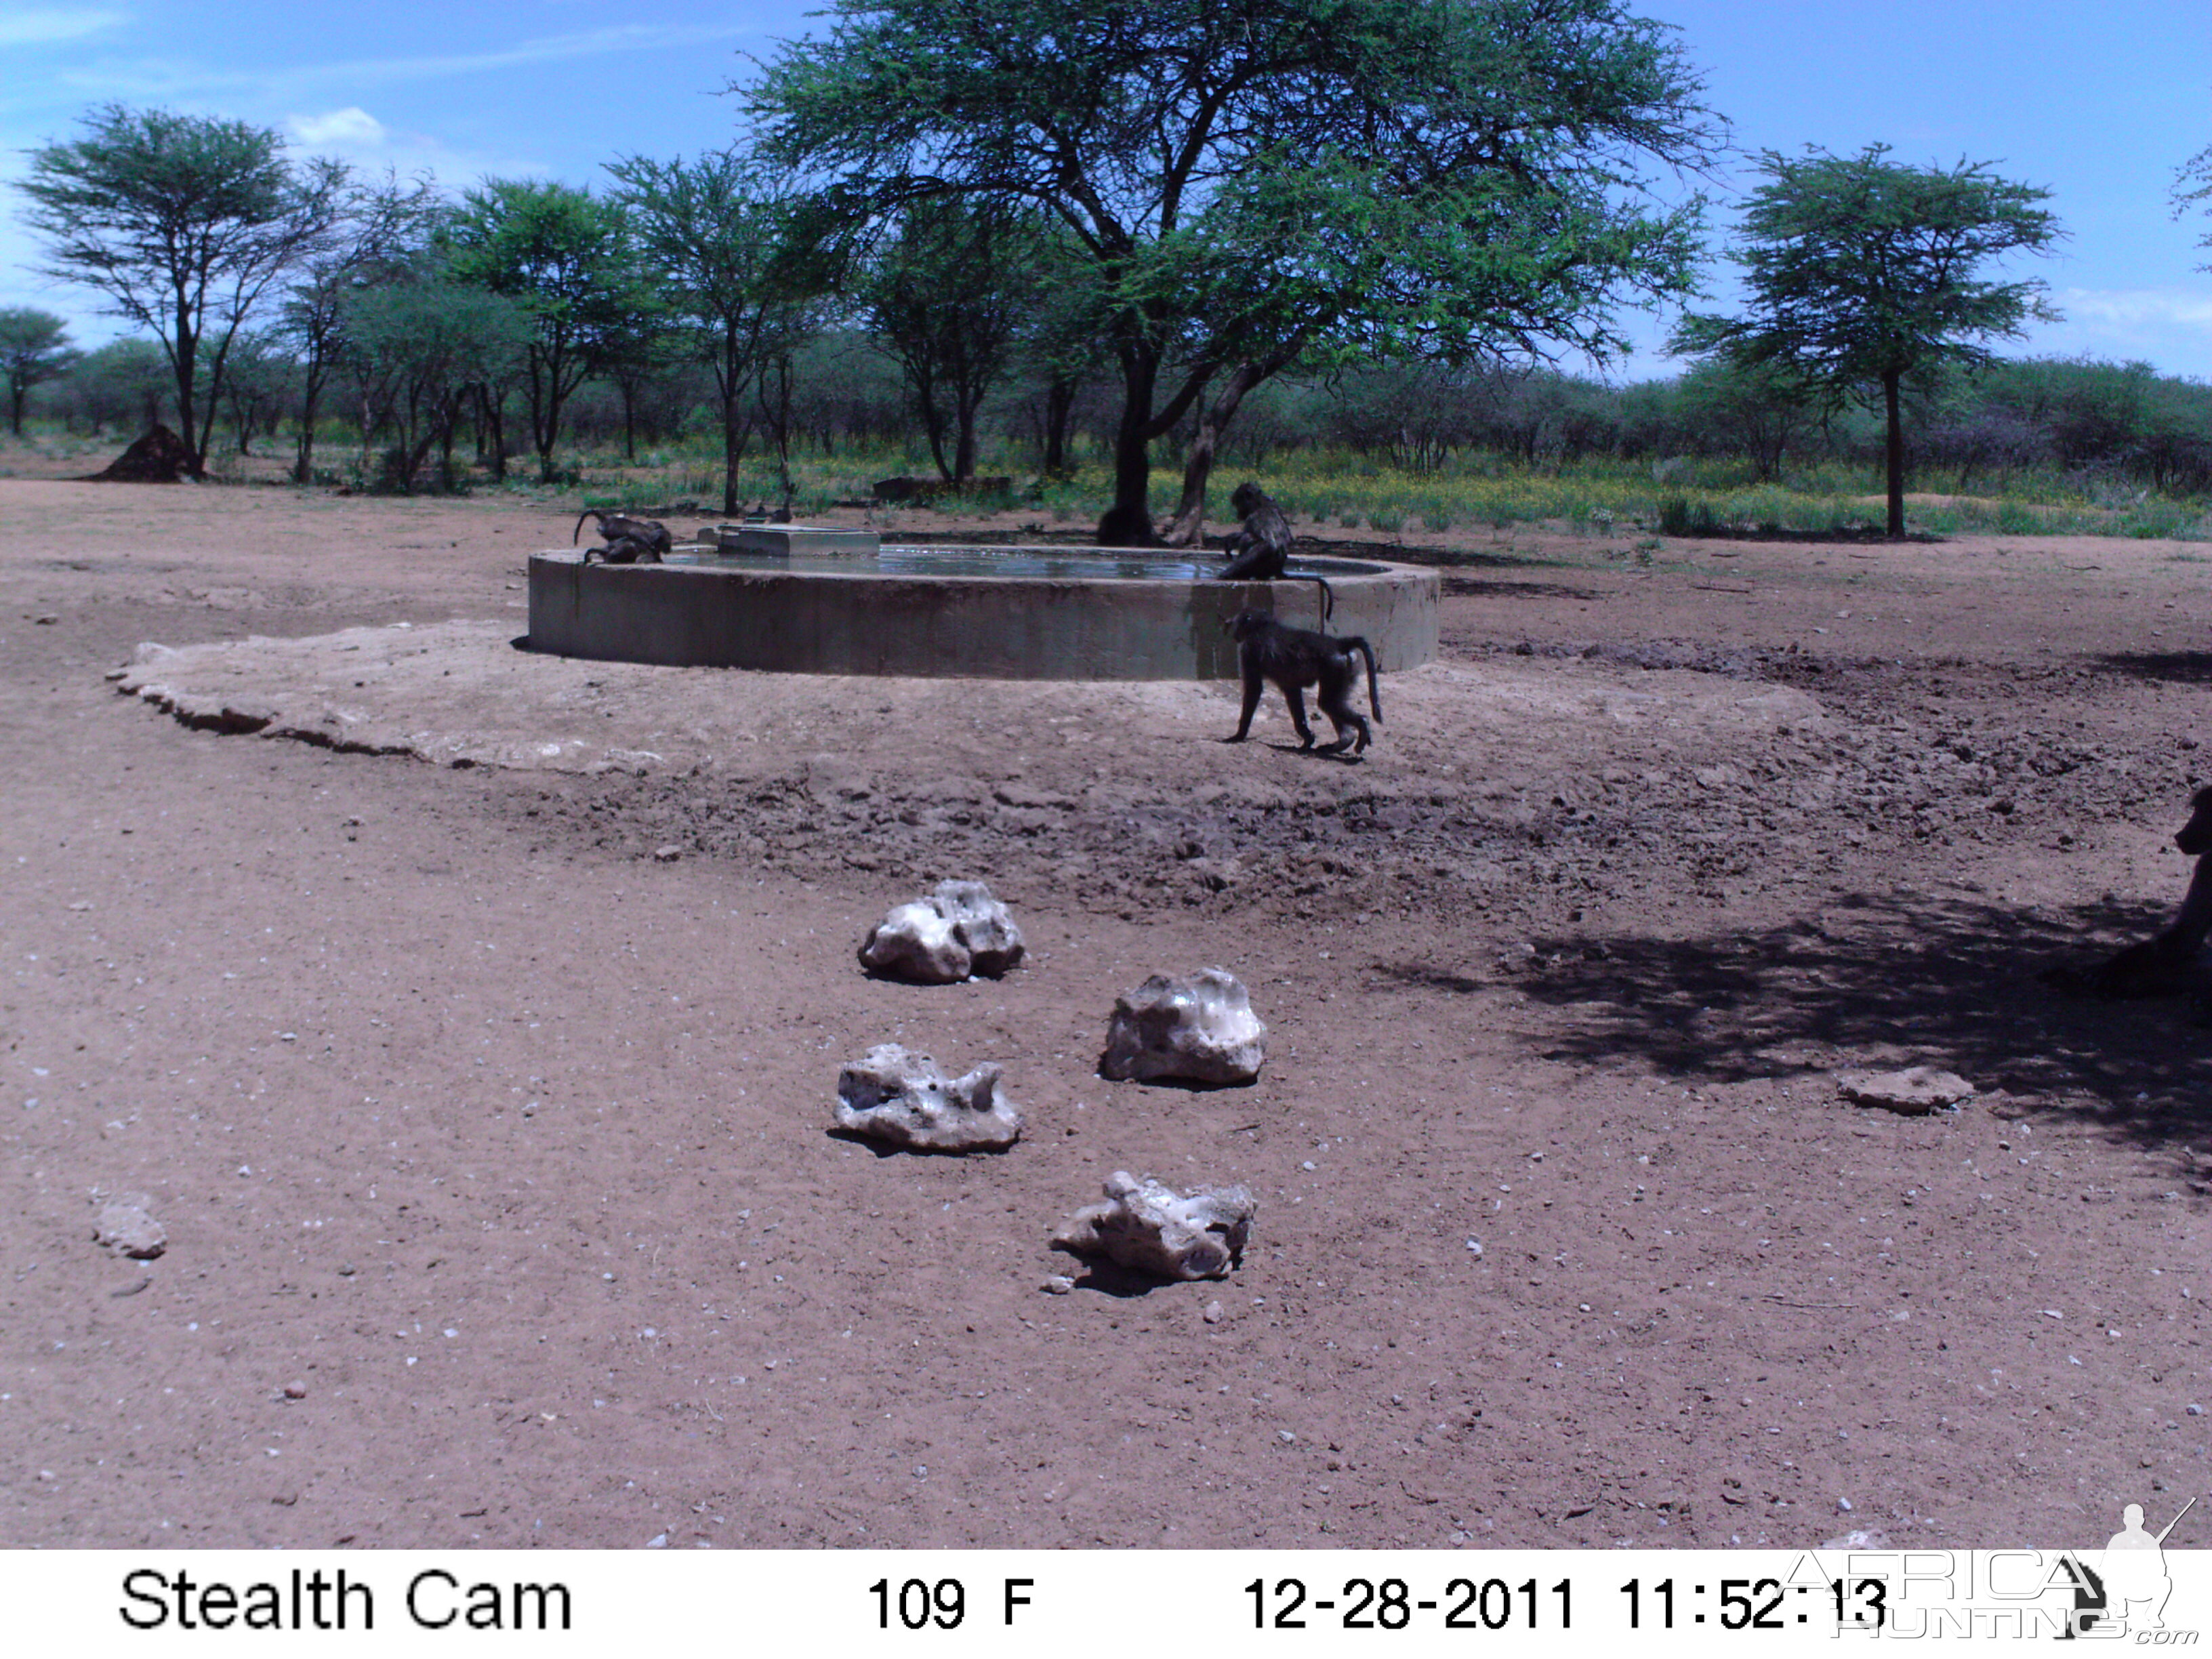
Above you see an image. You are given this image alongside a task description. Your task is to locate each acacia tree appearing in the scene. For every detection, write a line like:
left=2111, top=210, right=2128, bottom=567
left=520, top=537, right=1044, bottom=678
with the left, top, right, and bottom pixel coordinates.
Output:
left=750, top=0, right=1717, bottom=541
left=17, top=104, right=343, bottom=475
left=279, top=170, right=441, bottom=482
left=62, top=338, right=171, bottom=434
left=212, top=329, right=295, bottom=456
left=2178, top=144, right=2212, bottom=268
left=1672, top=145, right=2060, bottom=538
left=342, top=265, right=531, bottom=492
left=441, top=180, right=658, bottom=483
left=0, top=309, right=79, bottom=435
left=862, top=199, right=1038, bottom=481
left=1674, top=356, right=1816, bottom=480
left=607, top=152, right=832, bottom=514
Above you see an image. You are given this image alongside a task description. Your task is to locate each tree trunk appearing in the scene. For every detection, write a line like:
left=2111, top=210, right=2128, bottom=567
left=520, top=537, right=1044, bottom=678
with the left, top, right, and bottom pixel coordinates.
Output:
left=1162, top=361, right=1265, bottom=546
left=293, top=367, right=323, bottom=484
left=713, top=323, right=754, bottom=519
left=759, top=354, right=797, bottom=511
left=1108, top=350, right=1159, bottom=521
left=172, top=339, right=206, bottom=478
left=194, top=333, right=238, bottom=478
left=720, top=385, right=751, bottom=518
left=527, top=342, right=565, bottom=483
left=8, top=386, right=24, bottom=436
left=438, top=391, right=460, bottom=493
left=1040, top=374, right=1077, bottom=478
left=481, top=387, right=508, bottom=483
left=919, top=377, right=953, bottom=481
left=1883, top=371, right=1906, bottom=539
left=953, top=386, right=979, bottom=483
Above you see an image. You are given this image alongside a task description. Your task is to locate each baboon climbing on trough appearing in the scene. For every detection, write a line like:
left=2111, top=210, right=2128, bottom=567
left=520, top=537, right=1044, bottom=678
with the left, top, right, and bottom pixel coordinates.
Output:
left=1222, top=607, right=1380, bottom=756
left=1216, top=481, right=1332, bottom=623
left=573, top=510, right=672, bottom=565
left=2089, top=784, right=2212, bottom=997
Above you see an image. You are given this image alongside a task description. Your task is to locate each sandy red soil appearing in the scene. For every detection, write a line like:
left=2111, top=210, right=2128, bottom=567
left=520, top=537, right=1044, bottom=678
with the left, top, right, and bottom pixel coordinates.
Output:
left=1, top=471, right=2207, bottom=1551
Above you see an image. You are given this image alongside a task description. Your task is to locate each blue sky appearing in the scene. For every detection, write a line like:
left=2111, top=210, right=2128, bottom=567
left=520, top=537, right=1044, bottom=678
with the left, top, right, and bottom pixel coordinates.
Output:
left=2, top=0, right=2209, bottom=382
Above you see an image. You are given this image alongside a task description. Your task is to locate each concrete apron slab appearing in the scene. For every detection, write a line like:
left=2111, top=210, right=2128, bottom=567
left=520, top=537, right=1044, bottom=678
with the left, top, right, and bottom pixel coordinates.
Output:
left=527, top=547, right=1439, bottom=679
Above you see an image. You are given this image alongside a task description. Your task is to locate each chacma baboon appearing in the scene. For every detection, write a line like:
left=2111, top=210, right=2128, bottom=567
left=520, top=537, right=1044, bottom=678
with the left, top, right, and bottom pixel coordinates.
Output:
left=1216, top=481, right=1333, bottom=622
left=582, top=534, right=660, bottom=566
left=2090, top=785, right=2212, bottom=996
left=1223, top=607, right=1380, bottom=755
left=572, top=510, right=672, bottom=562
left=1221, top=481, right=1292, bottom=566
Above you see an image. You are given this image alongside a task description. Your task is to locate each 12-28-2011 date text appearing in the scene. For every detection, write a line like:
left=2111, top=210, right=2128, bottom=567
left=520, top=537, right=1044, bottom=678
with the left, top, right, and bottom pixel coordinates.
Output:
left=1247, top=1576, right=1571, bottom=1631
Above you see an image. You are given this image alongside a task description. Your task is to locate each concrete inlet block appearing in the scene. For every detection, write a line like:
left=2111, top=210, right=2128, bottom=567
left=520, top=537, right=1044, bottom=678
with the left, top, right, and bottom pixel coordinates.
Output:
left=701, top=525, right=881, bottom=556
left=1101, top=967, right=1266, bottom=1084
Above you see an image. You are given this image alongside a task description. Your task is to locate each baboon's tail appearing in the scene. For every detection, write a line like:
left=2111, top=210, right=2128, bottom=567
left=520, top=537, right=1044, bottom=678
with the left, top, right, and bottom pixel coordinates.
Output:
left=572, top=509, right=598, bottom=546
left=1352, top=638, right=1381, bottom=722
left=1286, top=572, right=1334, bottom=625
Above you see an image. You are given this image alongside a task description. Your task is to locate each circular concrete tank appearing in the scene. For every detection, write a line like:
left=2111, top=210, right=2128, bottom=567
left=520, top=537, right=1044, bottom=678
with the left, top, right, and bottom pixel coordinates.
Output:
left=526, top=544, right=1438, bottom=679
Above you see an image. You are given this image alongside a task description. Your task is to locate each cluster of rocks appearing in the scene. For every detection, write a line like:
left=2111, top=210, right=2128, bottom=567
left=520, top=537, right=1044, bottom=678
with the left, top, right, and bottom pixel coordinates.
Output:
left=838, top=880, right=1263, bottom=1282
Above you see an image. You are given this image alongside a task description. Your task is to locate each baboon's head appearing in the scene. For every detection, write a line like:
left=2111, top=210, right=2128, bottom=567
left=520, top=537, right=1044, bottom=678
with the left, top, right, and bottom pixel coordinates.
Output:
left=1230, top=482, right=1264, bottom=518
left=1226, top=607, right=1271, bottom=641
left=2178, top=785, right=2212, bottom=857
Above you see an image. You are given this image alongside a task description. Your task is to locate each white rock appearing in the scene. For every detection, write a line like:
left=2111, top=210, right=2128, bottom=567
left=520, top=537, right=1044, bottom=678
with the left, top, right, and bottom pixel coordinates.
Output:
left=1837, top=1065, right=1974, bottom=1114
left=857, top=880, right=1024, bottom=983
left=1100, top=968, right=1266, bottom=1085
left=1052, top=1171, right=1256, bottom=1282
left=91, top=1192, right=166, bottom=1260
left=834, top=1044, right=1023, bottom=1152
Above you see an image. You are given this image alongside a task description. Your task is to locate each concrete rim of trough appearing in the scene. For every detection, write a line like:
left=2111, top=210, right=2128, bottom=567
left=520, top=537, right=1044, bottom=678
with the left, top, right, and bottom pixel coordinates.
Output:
left=526, top=545, right=1439, bottom=680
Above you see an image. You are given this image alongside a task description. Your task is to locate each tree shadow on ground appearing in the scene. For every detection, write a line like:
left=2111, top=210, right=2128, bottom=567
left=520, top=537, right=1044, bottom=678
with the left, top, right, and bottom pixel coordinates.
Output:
left=1375, top=890, right=2211, bottom=1152
left=1439, top=575, right=1605, bottom=600
left=1301, top=539, right=1557, bottom=572
left=2095, top=650, right=2212, bottom=688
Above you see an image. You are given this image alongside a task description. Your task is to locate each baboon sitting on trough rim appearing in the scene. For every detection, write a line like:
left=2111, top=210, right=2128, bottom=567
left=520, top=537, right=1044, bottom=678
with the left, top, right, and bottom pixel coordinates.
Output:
left=2088, top=784, right=2212, bottom=997
left=1222, top=607, right=1380, bottom=756
left=573, top=510, right=672, bottom=565
left=1216, top=481, right=1333, bottom=623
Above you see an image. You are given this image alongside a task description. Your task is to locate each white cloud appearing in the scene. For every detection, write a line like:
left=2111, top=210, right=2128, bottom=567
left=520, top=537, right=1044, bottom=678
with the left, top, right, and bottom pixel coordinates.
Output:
left=2052, top=287, right=2212, bottom=333
left=2022, top=287, right=2212, bottom=379
left=287, top=107, right=386, bottom=149
left=58, top=22, right=751, bottom=102
left=0, top=8, right=123, bottom=48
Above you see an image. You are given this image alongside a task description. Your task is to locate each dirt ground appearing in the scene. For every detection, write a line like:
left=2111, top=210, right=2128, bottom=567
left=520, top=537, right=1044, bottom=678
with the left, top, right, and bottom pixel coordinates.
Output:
left=1, top=470, right=2208, bottom=1553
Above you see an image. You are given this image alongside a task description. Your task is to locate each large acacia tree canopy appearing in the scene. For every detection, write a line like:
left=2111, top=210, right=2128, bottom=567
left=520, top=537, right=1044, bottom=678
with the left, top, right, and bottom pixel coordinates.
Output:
left=17, top=102, right=342, bottom=468
left=1671, top=144, right=2062, bottom=388
left=747, top=0, right=1721, bottom=405
left=1671, top=144, right=2061, bottom=538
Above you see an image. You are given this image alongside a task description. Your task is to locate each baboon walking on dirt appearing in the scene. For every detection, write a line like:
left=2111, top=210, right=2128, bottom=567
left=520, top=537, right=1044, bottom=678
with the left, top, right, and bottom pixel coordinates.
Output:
left=1222, top=607, right=1380, bottom=756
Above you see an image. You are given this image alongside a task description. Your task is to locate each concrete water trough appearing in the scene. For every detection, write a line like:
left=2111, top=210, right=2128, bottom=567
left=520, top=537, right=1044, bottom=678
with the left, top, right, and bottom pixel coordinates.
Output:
left=526, top=539, right=1438, bottom=680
